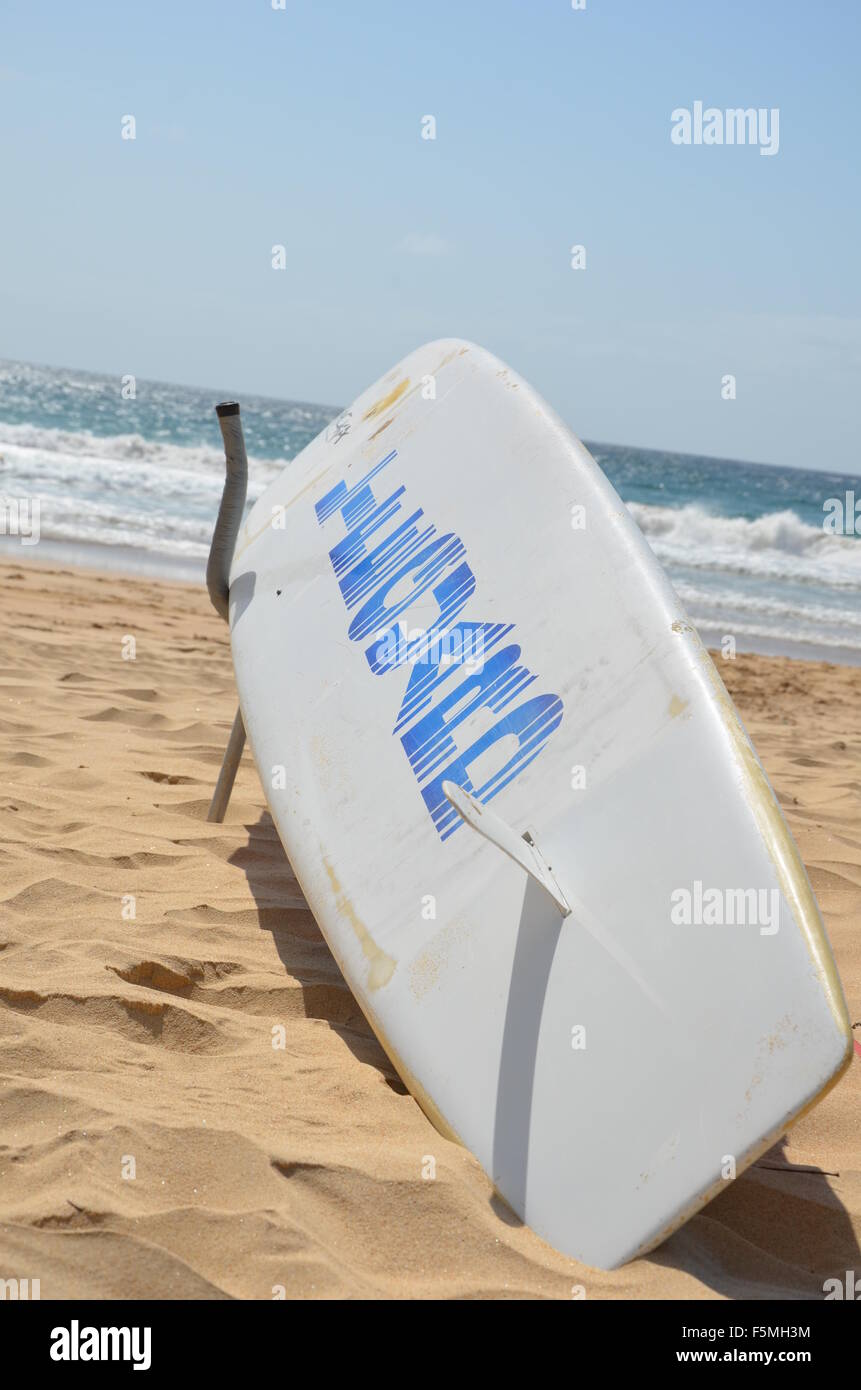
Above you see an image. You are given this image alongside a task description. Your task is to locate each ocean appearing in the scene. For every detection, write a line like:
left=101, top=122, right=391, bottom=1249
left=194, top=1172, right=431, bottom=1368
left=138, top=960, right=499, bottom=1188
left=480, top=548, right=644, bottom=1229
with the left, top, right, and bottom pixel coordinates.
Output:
left=2, top=358, right=860, bottom=663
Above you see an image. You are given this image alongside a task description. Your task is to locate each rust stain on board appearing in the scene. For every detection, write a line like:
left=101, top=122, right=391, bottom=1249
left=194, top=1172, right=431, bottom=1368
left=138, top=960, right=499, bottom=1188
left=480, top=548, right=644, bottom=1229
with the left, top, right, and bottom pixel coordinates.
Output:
left=369, top=417, right=394, bottom=440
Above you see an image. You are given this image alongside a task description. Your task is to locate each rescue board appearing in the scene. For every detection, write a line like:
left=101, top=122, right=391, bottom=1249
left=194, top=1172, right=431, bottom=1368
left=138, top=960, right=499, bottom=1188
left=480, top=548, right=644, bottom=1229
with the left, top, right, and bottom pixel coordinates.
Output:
left=228, top=339, right=852, bottom=1269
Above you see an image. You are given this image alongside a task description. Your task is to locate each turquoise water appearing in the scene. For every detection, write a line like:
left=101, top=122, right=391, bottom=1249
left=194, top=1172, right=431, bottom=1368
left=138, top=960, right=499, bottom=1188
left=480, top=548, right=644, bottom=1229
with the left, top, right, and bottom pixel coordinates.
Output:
left=2, top=358, right=860, bottom=660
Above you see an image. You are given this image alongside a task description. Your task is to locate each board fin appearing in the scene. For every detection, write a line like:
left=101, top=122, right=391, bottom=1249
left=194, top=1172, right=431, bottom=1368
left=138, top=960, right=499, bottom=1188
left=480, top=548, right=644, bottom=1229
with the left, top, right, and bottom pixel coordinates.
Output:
left=441, top=781, right=571, bottom=917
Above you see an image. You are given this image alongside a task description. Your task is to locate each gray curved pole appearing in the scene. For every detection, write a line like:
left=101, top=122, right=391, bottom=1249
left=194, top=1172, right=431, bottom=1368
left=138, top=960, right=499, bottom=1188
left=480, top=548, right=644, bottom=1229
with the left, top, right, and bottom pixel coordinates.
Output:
left=207, top=401, right=249, bottom=822
left=207, top=401, right=248, bottom=621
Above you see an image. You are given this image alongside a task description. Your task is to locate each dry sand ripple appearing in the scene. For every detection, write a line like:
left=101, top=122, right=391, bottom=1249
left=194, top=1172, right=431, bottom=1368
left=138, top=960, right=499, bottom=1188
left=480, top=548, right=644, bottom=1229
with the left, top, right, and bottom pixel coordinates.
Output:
left=0, top=564, right=858, bottom=1298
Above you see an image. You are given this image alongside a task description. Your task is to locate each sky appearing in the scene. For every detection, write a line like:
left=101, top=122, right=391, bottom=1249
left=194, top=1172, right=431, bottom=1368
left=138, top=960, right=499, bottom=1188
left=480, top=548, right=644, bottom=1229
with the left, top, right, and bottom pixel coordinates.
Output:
left=1, top=0, right=859, bottom=472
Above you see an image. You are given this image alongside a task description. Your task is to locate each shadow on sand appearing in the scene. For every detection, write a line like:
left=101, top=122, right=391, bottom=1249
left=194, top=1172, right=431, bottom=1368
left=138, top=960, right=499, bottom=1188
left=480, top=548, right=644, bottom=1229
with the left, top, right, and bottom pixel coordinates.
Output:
left=228, top=808, right=407, bottom=1095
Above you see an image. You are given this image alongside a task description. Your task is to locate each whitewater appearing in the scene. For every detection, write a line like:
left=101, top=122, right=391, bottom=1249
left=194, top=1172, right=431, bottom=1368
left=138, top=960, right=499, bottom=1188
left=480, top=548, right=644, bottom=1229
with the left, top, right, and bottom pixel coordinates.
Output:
left=2, top=360, right=860, bottom=661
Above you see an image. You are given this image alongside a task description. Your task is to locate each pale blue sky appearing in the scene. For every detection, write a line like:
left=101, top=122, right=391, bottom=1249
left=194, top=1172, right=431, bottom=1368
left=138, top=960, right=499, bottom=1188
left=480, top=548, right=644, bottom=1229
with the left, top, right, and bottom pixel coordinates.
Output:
left=1, top=0, right=859, bottom=470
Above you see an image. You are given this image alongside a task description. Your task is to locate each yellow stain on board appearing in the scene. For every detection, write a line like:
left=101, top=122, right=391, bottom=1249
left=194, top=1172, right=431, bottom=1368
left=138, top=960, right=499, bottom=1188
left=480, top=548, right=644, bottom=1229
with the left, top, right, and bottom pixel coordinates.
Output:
left=323, top=858, right=396, bottom=990
left=363, top=378, right=409, bottom=420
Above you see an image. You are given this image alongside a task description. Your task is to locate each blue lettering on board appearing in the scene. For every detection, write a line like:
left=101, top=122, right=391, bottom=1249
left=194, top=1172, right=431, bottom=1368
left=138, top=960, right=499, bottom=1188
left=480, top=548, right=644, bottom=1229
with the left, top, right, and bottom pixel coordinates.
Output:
left=314, top=451, right=563, bottom=840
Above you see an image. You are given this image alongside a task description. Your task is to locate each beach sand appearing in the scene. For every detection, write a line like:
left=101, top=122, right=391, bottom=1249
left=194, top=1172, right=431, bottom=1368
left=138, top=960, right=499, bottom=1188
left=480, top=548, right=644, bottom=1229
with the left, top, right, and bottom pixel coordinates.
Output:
left=1, top=561, right=858, bottom=1300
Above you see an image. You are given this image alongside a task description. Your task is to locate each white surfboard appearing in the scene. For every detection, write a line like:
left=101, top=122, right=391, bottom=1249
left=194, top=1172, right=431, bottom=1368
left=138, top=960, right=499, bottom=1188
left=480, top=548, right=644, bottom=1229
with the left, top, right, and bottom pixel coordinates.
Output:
left=227, top=339, right=852, bottom=1269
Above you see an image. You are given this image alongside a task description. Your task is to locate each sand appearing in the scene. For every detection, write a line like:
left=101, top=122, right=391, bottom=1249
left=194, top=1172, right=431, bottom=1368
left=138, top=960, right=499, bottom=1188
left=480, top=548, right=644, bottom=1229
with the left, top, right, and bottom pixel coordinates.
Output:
left=0, top=561, right=858, bottom=1300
